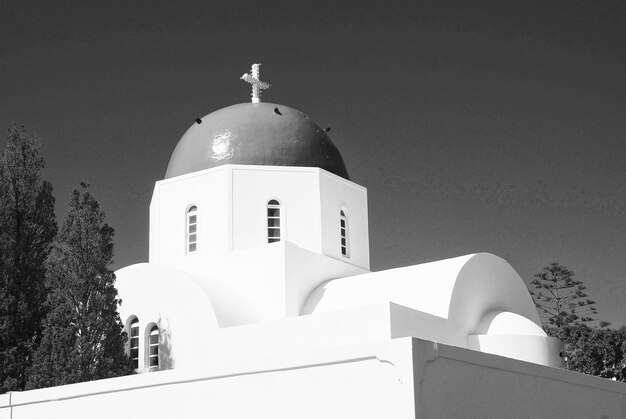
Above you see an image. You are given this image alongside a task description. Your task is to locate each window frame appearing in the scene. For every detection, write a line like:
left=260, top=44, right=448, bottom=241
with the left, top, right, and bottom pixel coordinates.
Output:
left=186, top=205, right=198, bottom=254
left=340, top=208, right=349, bottom=258
left=267, top=199, right=281, bottom=243
left=128, top=316, right=140, bottom=370
left=146, top=324, right=159, bottom=372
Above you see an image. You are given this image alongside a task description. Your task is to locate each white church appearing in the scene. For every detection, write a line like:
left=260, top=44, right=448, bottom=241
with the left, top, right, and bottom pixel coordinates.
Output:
left=2, top=65, right=624, bottom=418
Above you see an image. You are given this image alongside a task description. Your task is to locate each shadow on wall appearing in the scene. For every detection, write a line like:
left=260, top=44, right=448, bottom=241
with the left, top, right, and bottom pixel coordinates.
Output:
left=300, top=282, right=329, bottom=315
left=158, top=316, right=175, bottom=371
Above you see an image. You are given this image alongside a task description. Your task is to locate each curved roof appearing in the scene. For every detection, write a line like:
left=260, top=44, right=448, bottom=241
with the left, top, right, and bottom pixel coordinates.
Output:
left=116, top=263, right=262, bottom=329
left=165, top=103, right=349, bottom=179
left=302, top=253, right=541, bottom=334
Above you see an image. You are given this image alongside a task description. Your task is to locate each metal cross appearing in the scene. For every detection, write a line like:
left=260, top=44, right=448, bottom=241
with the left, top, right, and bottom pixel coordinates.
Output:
left=241, top=64, right=271, bottom=103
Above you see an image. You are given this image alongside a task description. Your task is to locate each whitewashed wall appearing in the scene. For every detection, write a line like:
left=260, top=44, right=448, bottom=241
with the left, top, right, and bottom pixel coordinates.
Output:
left=149, top=165, right=369, bottom=274
left=2, top=338, right=624, bottom=419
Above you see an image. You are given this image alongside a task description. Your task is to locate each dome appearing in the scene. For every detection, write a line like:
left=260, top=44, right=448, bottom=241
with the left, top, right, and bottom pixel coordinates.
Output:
left=164, top=103, right=349, bottom=179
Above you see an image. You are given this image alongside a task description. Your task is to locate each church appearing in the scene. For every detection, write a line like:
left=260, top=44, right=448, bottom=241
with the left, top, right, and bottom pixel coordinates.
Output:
left=2, top=65, right=624, bottom=418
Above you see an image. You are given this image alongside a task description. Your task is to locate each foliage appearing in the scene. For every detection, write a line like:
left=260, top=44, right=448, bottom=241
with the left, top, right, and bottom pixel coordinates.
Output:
left=529, top=263, right=606, bottom=331
left=550, top=324, right=626, bottom=381
left=26, top=183, right=133, bottom=389
left=530, top=262, right=623, bottom=381
left=0, top=125, right=57, bottom=393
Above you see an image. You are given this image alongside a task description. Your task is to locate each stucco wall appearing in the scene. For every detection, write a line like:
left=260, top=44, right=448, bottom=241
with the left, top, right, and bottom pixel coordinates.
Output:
left=318, top=169, right=369, bottom=268
left=416, top=340, right=626, bottom=418
left=150, top=165, right=369, bottom=274
left=231, top=166, right=319, bottom=252
left=2, top=338, right=624, bottom=419
left=150, top=166, right=230, bottom=264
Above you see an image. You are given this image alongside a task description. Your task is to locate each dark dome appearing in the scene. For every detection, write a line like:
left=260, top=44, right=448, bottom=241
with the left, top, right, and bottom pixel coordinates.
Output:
left=164, top=103, right=349, bottom=179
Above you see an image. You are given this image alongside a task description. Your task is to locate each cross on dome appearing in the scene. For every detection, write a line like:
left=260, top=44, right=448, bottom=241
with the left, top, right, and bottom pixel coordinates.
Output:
left=241, top=63, right=271, bottom=103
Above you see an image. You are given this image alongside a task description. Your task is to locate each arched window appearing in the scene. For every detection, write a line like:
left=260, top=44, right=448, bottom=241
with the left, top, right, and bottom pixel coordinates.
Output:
left=187, top=206, right=198, bottom=253
left=129, top=317, right=139, bottom=369
left=267, top=200, right=281, bottom=243
left=340, top=209, right=349, bottom=257
left=148, top=325, right=159, bottom=371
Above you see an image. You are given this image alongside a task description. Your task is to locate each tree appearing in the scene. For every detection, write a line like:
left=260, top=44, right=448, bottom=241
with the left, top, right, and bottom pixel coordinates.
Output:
left=0, top=125, right=57, bottom=393
left=529, top=263, right=607, bottom=332
left=557, top=323, right=626, bottom=381
left=26, top=183, right=133, bottom=389
left=528, top=262, right=623, bottom=381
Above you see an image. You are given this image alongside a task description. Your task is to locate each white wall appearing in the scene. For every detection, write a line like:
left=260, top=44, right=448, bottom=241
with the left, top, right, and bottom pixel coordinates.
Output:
left=319, top=170, right=369, bottom=269
left=116, top=264, right=223, bottom=371
left=468, top=334, right=563, bottom=367
left=3, top=338, right=624, bottom=419
left=120, top=242, right=367, bottom=330
left=149, top=167, right=230, bottom=266
left=303, top=253, right=562, bottom=366
left=150, top=165, right=370, bottom=274
left=231, top=166, right=319, bottom=252
left=119, top=251, right=561, bottom=369
left=417, top=339, right=626, bottom=418
left=208, top=303, right=395, bottom=362
left=303, top=253, right=540, bottom=333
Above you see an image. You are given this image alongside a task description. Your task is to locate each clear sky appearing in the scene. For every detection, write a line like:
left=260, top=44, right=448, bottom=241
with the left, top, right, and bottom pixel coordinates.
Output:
left=1, top=0, right=625, bottom=326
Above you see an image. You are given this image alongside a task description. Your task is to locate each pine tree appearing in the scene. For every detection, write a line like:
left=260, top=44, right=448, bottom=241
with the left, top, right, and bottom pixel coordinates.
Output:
left=26, top=183, right=133, bottom=389
left=0, top=125, right=57, bottom=393
left=529, top=263, right=622, bottom=380
left=530, top=263, right=607, bottom=332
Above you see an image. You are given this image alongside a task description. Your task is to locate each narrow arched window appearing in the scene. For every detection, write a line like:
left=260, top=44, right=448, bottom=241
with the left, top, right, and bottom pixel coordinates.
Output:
left=129, top=317, right=139, bottom=369
left=340, top=209, right=349, bottom=257
left=148, top=325, right=159, bottom=371
left=187, top=206, right=198, bottom=253
left=267, top=200, right=281, bottom=243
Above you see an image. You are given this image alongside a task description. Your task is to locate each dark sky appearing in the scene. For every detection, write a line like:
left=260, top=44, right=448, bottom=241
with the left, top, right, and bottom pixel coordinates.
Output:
left=1, top=0, right=625, bottom=326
